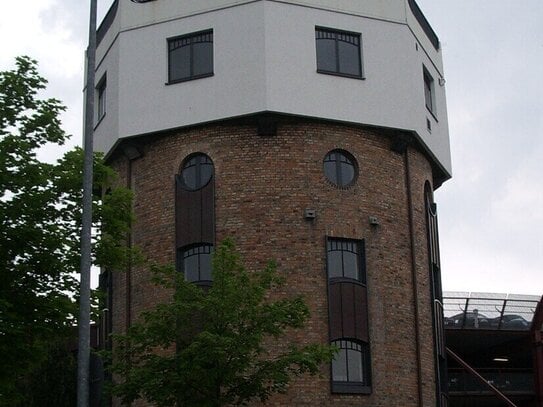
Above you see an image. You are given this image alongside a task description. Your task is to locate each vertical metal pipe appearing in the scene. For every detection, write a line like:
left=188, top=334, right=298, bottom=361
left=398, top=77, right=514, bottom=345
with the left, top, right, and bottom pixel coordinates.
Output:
left=404, top=148, right=424, bottom=406
left=77, top=1, right=97, bottom=406
left=125, top=158, right=132, bottom=334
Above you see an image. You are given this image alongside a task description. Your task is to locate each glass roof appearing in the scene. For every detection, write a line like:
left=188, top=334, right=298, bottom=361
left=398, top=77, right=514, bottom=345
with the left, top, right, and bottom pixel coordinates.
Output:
left=443, top=292, right=541, bottom=331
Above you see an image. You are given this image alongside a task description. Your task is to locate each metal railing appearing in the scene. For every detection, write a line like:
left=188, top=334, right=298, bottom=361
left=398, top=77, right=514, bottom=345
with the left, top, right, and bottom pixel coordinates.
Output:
left=443, top=292, right=540, bottom=331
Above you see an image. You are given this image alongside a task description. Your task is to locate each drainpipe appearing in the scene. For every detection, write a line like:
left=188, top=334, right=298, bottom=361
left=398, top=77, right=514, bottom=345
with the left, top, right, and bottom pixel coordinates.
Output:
left=122, top=145, right=142, bottom=334
left=404, top=147, right=424, bottom=406
left=125, top=156, right=132, bottom=334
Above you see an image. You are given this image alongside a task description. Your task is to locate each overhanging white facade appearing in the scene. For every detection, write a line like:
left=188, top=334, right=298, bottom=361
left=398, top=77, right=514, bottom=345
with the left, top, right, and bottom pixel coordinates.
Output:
left=92, top=0, right=451, bottom=177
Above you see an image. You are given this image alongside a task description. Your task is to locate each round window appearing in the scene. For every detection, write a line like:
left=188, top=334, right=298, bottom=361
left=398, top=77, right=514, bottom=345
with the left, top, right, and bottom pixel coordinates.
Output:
left=323, top=150, right=357, bottom=187
left=181, top=153, right=214, bottom=190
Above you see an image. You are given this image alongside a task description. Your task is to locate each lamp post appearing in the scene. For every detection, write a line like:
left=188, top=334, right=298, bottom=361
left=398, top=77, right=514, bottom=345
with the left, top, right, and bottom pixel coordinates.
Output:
left=77, top=1, right=97, bottom=406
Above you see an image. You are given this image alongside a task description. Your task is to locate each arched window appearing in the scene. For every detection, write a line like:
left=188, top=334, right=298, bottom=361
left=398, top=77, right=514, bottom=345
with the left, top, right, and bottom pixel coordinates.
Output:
left=178, top=244, right=213, bottom=283
left=316, top=27, right=363, bottom=78
left=331, top=340, right=371, bottom=390
left=168, top=30, right=213, bottom=84
left=326, top=238, right=371, bottom=393
left=180, top=153, right=214, bottom=191
left=327, top=238, right=364, bottom=283
left=425, top=181, right=447, bottom=405
left=323, top=150, right=357, bottom=187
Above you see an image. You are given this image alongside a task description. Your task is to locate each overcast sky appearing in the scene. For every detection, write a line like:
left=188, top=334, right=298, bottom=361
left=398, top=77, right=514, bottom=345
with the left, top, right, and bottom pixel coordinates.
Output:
left=1, top=1, right=541, bottom=296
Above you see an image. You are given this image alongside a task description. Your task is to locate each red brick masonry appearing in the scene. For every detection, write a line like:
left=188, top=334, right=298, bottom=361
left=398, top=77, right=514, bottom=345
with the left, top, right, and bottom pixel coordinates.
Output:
left=109, top=119, right=439, bottom=406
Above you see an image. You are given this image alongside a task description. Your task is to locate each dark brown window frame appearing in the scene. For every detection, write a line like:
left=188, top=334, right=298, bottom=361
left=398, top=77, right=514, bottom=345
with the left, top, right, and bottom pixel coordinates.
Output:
left=167, top=29, right=214, bottom=85
left=330, top=339, right=371, bottom=394
left=326, top=238, right=365, bottom=283
left=423, top=66, right=437, bottom=119
left=326, top=237, right=371, bottom=394
left=179, top=153, right=214, bottom=191
left=96, top=74, right=107, bottom=124
left=323, top=149, right=358, bottom=188
left=316, top=26, right=364, bottom=79
left=177, top=243, right=214, bottom=284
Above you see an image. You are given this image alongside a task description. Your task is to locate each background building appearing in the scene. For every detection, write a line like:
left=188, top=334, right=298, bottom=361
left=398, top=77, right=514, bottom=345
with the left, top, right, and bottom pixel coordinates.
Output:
left=94, top=0, right=451, bottom=405
left=444, top=292, right=543, bottom=407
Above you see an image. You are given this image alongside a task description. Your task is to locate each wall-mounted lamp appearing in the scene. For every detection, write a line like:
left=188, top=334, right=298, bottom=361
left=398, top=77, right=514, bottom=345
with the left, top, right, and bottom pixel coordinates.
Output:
left=304, top=208, right=316, bottom=220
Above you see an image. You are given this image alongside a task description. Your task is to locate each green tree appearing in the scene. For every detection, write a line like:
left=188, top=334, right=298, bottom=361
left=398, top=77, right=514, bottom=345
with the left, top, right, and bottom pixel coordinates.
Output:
left=0, top=56, right=133, bottom=406
left=109, top=239, right=335, bottom=406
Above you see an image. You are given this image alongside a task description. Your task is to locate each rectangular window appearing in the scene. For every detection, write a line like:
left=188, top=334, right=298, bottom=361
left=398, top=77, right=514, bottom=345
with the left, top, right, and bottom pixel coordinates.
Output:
left=97, top=76, right=106, bottom=121
left=168, top=30, right=213, bottom=84
left=316, top=27, right=363, bottom=79
left=423, top=67, right=435, bottom=115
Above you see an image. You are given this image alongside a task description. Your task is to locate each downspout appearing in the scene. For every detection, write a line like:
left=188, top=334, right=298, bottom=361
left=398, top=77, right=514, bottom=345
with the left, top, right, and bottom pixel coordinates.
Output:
left=122, top=145, right=142, bottom=334
left=125, top=156, right=132, bottom=334
left=404, top=147, right=424, bottom=406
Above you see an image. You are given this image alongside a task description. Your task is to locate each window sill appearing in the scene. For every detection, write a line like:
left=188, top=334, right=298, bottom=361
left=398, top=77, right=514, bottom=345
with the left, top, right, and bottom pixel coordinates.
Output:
left=426, top=106, right=438, bottom=122
left=317, top=70, right=365, bottom=80
left=332, top=382, right=371, bottom=394
left=328, top=277, right=366, bottom=287
left=94, top=113, right=106, bottom=131
left=166, top=72, right=214, bottom=85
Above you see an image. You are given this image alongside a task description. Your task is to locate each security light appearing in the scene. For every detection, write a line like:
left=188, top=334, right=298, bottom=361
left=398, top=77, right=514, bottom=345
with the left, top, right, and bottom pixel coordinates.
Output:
left=493, top=357, right=509, bottom=363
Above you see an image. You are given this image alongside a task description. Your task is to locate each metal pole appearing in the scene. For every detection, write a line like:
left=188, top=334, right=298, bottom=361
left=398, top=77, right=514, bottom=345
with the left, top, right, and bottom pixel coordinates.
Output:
left=77, top=1, right=97, bottom=406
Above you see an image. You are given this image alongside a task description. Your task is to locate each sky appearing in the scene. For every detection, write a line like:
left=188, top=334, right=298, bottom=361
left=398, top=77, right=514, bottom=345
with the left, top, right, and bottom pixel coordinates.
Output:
left=0, top=1, right=541, bottom=296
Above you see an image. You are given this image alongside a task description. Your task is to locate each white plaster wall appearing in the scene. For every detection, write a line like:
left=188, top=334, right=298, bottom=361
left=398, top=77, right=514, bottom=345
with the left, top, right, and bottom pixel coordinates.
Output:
left=118, top=0, right=406, bottom=30
left=405, top=5, right=443, bottom=74
left=262, top=1, right=450, bottom=174
left=94, top=42, right=120, bottom=154
left=94, top=0, right=451, bottom=175
left=114, top=2, right=267, bottom=151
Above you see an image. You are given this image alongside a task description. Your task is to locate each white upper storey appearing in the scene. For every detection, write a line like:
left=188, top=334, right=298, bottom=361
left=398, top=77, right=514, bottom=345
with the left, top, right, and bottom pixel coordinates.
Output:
left=93, top=0, right=451, bottom=177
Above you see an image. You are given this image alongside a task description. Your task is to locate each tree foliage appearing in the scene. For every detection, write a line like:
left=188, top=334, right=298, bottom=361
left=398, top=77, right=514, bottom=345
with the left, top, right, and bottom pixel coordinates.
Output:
left=0, top=56, right=134, bottom=405
left=109, top=239, right=335, bottom=406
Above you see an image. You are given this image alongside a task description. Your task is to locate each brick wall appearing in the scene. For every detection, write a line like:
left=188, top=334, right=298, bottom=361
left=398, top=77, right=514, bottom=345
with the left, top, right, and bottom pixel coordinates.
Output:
left=108, top=119, right=439, bottom=406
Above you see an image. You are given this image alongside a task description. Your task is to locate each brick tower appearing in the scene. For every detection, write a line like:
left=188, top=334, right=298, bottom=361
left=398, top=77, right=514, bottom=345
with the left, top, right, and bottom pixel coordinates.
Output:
left=92, top=0, right=451, bottom=405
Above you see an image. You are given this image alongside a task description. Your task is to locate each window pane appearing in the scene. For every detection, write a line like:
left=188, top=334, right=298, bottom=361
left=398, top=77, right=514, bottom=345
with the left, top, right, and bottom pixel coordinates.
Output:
left=192, top=42, right=213, bottom=76
left=338, top=41, right=361, bottom=76
left=339, top=161, right=355, bottom=186
left=169, top=46, right=191, bottom=81
left=199, top=162, right=213, bottom=187
left=424, top=76, right=433, bottom=111
left=324, top=160, right=337, bottom=184
left=332, top=348, right=348, bottom=382
left=327, top=251, right=342, bottom=278
left=347, top=348, right=364, bottom=382
left=324, top=150, right=357, bottom=187
left=181, top=154, right=213, bottom=190
left=343, top=251, right=358, bottom=279
left=182, top=164, right=197, bottom=189
left=316, top=38, right=336, bottom=72
left=98, top=83, right=106, bottom=118
left=199, top=251, right=212, bottom=281
left=184, top=253, right=199, bottom=282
